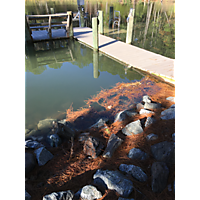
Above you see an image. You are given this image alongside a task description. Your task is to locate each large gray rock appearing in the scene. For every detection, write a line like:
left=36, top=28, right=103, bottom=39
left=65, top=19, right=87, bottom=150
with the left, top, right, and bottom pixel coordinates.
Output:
left=122, top=120, right=143, bottom=136
left=83, top=136, right=104, bottom=159
left=34, top=147, right=54, bottom=166
left=144, top=102, right=161, bottom=110
left=90, top=118, right=108, bottom=129
left=160, top=107, right=175, bottom=120
left=25, top=140, right=43, bottom=149
left=93, top=169, right=134, bottom=197
left=119, top=164, right=148, bottom=182
left=25, top=190, right=31, bottom=200
left=144, top=116, right=156, bottom=127
left=43, top=190, right=74, bottom=200
left=37, top=119, right=56, bottom=130
left=128, top=148, right=148, bottom=161
left=47, top=134, right=62, bottom=147
left=151, top=141, right=175, bottom=164
left=114, top=109, right=137, bottom=123
left=103, top=134, right=123, bottom=158
left=142, top=95, right=152, bottom=103
left=166, top=97, right=175, bottom=102
left=25, top=152, right=36, bottom=176
left=25, top=129, right=31, bottom=135
left=146, top=133, right=158, bottom=141
left=139, top=109, right=155, bottom=115
left=78, top=132, right=90, bottom=142
left=151, top=162, right=169, bottom=193
left=80, top=185, right=102, bottom=200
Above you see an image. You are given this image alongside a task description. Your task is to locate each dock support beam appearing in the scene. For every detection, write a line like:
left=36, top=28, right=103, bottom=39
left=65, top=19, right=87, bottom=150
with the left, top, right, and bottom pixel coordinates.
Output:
left=92, top=17, right=99, bottom=51
left=126, top=9, right=135, bottom=44
left=98, top=10, right=104, bottom=34
left=93, top=51, right=99, bottom=78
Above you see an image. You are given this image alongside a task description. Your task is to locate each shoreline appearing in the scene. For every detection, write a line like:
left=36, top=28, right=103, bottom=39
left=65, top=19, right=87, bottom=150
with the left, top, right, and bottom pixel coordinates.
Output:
left=25, top=76, right=175, bottom=200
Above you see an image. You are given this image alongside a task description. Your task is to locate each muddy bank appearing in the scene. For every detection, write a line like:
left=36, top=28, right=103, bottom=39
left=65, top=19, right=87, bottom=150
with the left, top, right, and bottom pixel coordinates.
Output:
left=25, top=76, right=175, bottom=200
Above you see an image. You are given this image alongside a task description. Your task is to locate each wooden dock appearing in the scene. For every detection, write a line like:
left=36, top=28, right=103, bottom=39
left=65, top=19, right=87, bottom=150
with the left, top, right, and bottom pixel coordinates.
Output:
left=73, top=27, right=174, bottom=81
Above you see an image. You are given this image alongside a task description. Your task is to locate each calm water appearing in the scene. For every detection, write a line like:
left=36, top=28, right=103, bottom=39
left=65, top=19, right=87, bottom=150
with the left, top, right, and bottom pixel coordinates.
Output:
left=25, top=39, right=143, bottom=129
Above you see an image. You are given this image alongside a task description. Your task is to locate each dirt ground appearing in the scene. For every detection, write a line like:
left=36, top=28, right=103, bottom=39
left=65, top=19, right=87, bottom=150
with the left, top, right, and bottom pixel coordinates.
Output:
left=25, top=76, right=175, bottom=200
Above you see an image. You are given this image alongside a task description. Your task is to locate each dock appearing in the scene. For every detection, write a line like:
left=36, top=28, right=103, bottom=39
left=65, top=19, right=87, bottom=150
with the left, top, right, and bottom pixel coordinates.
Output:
left=73, top=27, right=174, bottom=81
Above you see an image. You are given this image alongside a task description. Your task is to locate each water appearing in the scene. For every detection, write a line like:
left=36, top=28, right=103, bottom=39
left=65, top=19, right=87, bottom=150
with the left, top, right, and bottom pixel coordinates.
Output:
left=25, top=39, right=143, bottom=130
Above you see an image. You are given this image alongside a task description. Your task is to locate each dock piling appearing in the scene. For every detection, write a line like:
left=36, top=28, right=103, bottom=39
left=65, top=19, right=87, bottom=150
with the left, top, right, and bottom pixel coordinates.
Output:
left=109, top=6, right=113, bottom=28
left=98, top=10, right=104, bottom=34
left=66, top=11, right=73, bottom=37
left=93, top=51, right=99, bottom=78
left=126, top=9, right=135, bottom=44
left=92, top=17, right=99, bottom=51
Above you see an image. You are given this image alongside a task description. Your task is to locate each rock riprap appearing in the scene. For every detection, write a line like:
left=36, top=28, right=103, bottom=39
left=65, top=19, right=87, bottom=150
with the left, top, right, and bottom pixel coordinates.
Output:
left=160, top=106, right=175, bottom=120
left=47, top=133, right=62, bottom=147
left=93, top=169, right=134, bottom=197
left=122, top=120, right=143, bottom=136
left=146, top=133, right=158, bottom=141
left=25, top=190, right=31, bottom=200
left=128, top=148, right=148, bottom=161
left=37, top=119, right=56, bottom=130
left=25, top=140, right=43, bottom=149
left=43, top=190, right=74, bottom=200
left=80, top=185, right=102, bottom=200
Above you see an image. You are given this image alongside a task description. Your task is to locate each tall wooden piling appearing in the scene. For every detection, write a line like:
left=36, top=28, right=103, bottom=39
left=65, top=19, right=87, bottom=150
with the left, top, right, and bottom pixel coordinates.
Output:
left=109, top=6, right=113, bottom=28
left=98, top=10, right=104, bottom=34
left=126, top=9, right=135, bottom=44
left=92, top=17, right=99, bottom=51
left=66, top=11, right=73, bottom=37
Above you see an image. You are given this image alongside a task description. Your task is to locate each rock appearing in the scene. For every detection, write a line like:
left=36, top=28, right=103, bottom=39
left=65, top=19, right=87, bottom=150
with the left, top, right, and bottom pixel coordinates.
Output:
left=93, top=169, right=134, bottom=197
left=119, top=164, right=148, bottom=182
left=122, top=120, right=143, bottom=136
left=43, top=190, right=74, bottom=200
left=34, top=147, right=54, bottom=166
left=170, top=104, right=175, bottom=108
left=37, top=119, right=56, bottom=130
left=128, top=148, right=148, bottom=161
left=90, top=102, right=106, bottom=112
left=54, top=121, right=76, bottom=140
left=151, top=162, right=169, bottom=193
left=144, top=102, right=161, bottom=110
left=90, top=118, right=108, bottom=129
left=47, top=134, right=62, bottom=147
left=80, top=185, right=102, bottom=200
left=160, top=107, right=175, bottom=120
left=25, top=190, right=31, bottom=200
left=142, top=95, right=152, bottom=103
left=25, top=129, right=30, bottom=135
left=25, top=140, right=43, bottom=149
left=136, top=103, right=144, bottom=111
left=139, top=109, right=155, bottom=115
left=114, top=109, right=137, bottom=123
left=83, top=137, right=104, bottom=159
left=103, top=134, right=123, bottom=158
left=151, top=141, right=175, bottom=164
left=78, top=132, right=90, bottom=142
left=144, top=116, right=156, bottom=127
left=146, top=133, right=158, bottom=141
left=118, top=198, right=135, bottom=200
left=166, top=97, right=175, bottom=102
left=25, top=152, right=36, bottom=176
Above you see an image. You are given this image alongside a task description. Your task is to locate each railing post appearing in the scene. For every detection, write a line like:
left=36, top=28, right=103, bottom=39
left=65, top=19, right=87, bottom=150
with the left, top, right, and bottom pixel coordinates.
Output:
left=98, top=10, right=104, bottom=34
left=92, top=17, right=99, bottom=51
left=126, top=9, right=135, bottom=44
left=66, top=11, right=73, bottom=38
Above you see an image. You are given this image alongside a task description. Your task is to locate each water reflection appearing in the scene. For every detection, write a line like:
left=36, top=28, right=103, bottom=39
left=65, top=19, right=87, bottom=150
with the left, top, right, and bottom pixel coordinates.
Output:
left=25, top=39, right=143, bottom=129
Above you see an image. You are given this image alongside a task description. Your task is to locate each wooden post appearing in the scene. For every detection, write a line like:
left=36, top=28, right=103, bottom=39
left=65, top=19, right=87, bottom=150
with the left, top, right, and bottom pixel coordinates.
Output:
left=93, top=51, right=99, bottom=78
left=92, top=17, right=99, bottom=51
left=80, top=6, right=85, bottom=27
left=50, top=8, right=55, bottom=14
left=109, top=6, right=113, bottom=28
left=25, top=15, right=33, bottom=43
left=126, top=9, right=135, bottom=44
left=48, top=16, right=52, bottom=38
left=98, top=10, right=104, bottom=34
left=66, top=11, right=73, bottom=38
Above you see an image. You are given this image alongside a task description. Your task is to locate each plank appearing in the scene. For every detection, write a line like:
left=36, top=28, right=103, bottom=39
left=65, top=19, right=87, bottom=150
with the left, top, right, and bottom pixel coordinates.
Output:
left=73, top=27, right=174, bottom=79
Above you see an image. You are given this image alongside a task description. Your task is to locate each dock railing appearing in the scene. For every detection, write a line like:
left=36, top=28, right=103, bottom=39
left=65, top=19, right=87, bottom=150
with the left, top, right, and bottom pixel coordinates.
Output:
left=25, top=12, right=73, bottom=42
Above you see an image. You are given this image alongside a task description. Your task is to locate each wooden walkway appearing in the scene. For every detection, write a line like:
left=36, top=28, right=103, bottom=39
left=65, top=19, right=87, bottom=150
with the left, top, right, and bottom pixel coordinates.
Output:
left=73, top=27, right=174, bottom=80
